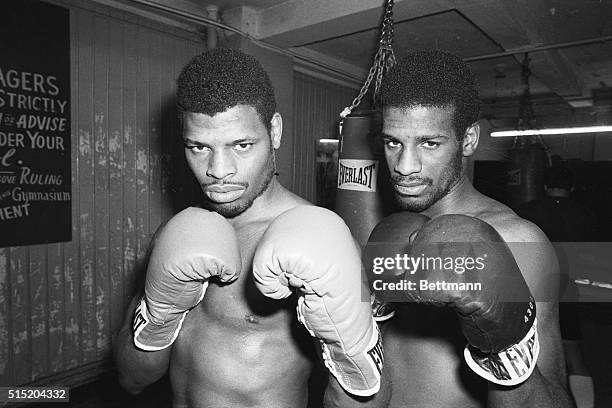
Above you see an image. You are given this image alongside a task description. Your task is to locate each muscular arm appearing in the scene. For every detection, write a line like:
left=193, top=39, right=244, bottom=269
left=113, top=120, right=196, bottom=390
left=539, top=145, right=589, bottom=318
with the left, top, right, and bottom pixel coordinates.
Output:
left=488, top=303, right=573, bottom=407
left=488, top=220, right=574, bottom=408
left=113, top=292, right=171, bottom=395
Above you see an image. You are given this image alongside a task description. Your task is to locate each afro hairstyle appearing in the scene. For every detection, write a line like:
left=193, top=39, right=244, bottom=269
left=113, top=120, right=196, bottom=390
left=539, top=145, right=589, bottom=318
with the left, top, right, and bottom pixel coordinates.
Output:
left=177, top=48, right=277, bottom=131
left=380, top=49, right=482, bottom=140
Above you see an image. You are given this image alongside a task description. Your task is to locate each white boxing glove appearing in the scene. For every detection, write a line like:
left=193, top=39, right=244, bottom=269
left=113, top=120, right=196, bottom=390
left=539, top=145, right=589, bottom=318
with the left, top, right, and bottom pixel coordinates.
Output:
left=133, top=207, right=241, bottom=351
left=253, top=205, right=383, bottom=396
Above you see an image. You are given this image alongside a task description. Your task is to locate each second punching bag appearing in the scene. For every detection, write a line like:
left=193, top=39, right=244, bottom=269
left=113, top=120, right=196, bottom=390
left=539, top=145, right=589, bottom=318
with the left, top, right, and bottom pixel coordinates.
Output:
left=335, top=111, right=393, bottom=247
left=506, top=140, right=547, bottom=208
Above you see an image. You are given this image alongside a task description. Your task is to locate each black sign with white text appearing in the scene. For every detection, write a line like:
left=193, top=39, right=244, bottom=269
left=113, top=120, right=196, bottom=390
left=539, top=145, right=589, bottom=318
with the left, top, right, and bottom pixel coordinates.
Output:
left=0, top=0, right=71, bottom=246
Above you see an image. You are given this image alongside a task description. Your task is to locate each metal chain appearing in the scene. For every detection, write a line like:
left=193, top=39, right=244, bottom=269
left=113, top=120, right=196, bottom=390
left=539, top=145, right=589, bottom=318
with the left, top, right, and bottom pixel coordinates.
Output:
left=341, top=62, right=379, bottom=118
left=341, top=0, right=395, bottom=117
left=515, top=53, right=551, bottom=165
left=518, top=53, right=536, bottom=130
left=374, top=0, right=396, bottom=103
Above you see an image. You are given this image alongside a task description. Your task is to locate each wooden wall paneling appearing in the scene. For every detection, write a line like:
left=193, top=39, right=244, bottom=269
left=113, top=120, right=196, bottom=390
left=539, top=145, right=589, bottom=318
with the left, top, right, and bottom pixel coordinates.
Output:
left=168, top=41, right=203, bottom=214
left=303, top=75, right=313, bottom=200
left=47, top=243, right=64, bottom=374
left=310, top=75, right=319, bottom=198
left=10, top=246, right=29, bottom=384
left=92, top=14, right=111, bottom=360
left=2, top=0, right=205, bottom=386
left=302, top=76, right=312, bottom=201
left=303, top=74, right=310, bottom=199
left=160, top=33, right=176, bottom=222
left=0, top=248, right=11, bottom=384
left=63, top=6, right=81, bottom=372
left=135, top=24, right=151, bottom=288
left=292, top=72, right=357, bottom=204
left=293, top=73, right=316, bottom=202
left=76, top=8, right=97, bottom=365
left=29, top=243, right=48, bottom=380
left=292, top=76, right=305, bottom=199
left=148, top=31, right=163, bottom=237
left=169, top=43, right=181, bottom=213
left=308, top=78, right=320, bottom=199
left=121, top=21, right=139, bottom=305
left=107, top=18, right=125, bottom=337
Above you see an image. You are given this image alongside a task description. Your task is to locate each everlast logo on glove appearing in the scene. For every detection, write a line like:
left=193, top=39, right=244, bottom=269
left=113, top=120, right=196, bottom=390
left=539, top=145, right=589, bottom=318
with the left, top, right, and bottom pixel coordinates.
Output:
left=337, top=159, right=378, bottom=192
left=133, top=298, right=149, bottom=333
left=464, top=319, right=540, bottom=386
left=366, top=332, right=384, bottom=375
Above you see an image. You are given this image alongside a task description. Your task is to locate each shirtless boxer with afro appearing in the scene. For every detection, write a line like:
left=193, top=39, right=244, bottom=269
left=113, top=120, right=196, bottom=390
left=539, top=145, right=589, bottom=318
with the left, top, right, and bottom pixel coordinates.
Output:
left=114, top=48, right=388, bottom=408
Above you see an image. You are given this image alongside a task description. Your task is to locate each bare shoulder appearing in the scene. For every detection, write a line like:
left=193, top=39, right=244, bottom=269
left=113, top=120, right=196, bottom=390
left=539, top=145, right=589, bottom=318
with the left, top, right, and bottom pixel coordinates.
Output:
left=469, top=196, right=548, bottom=244
left=471, top=197, right=558, bottom=301
left=274, top=182, right=312, bottom=209
left=247, top=183, right=312, bottom=227
left=483, top=211, right=548, bottom=244
left=462, top=193, right=567, bottom=392
left=282, top=189, right=313, bottom=209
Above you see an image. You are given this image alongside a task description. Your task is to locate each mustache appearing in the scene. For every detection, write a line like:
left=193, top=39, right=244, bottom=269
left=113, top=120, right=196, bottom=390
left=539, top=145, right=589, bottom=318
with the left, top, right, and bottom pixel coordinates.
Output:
left=390, top=176, right=432, bottom=186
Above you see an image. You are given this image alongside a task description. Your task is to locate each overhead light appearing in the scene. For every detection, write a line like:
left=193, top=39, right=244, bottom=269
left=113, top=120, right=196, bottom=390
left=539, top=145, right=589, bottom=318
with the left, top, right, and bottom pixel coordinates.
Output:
left=491, top=125, right=612, bottom=137
left=490, top=54, right=612, bottom=139
left=566, top=99, right=593, bottom=108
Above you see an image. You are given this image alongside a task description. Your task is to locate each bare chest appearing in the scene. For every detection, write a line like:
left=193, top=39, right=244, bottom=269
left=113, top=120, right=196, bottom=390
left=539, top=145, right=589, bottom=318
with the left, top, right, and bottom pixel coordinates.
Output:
left=383, top=304, right=486, bottom=407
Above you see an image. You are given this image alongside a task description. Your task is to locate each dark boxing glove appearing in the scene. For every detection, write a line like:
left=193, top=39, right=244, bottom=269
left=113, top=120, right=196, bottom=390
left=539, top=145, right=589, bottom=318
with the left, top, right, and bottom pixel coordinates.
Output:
left=366, top=212, right=430, bottom=320
left=367, top=212, right=538, bottom=386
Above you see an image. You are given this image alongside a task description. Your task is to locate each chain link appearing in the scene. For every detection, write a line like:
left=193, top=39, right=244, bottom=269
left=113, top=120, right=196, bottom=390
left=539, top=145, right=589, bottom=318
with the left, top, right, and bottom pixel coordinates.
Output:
left=342, top=0, right=395, bottom=117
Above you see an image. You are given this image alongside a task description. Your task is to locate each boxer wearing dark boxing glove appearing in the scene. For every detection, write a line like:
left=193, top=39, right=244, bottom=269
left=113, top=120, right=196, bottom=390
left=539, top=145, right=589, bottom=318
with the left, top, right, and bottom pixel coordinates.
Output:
left=373, top=49, right=571, bottom=407
left=367, top=213, right=538, bottom=386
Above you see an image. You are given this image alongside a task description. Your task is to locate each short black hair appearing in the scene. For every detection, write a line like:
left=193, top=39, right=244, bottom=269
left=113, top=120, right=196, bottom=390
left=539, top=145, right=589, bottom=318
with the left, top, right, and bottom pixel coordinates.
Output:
left=545, top=166, right=574, bottom=190
left=177, top=48, right=276, bottom=130
left=380, top=50, right=482, bottom=140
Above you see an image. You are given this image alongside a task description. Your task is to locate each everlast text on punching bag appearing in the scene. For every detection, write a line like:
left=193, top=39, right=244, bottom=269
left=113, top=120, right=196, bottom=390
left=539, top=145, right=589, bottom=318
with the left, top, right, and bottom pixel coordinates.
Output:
left=335, top=111, right=393, bottom=247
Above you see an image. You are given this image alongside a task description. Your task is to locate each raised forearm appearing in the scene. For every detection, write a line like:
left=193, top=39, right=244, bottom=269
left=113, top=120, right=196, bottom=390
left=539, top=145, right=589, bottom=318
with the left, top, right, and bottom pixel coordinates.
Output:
left=488, top=367, right=574, bottom=408
left=113, top=295, right=171, bottom=395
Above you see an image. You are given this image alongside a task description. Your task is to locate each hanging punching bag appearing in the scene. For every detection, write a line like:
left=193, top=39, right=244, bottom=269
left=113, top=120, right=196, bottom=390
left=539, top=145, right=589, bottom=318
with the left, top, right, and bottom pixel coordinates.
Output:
left=506, top=140, right=547, bottom=208
left=335, top=111, right=393, bottom=247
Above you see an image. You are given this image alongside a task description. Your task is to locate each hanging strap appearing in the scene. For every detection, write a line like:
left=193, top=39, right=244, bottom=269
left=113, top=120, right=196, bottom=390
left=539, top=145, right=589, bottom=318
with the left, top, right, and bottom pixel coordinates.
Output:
left=340, top=0, right=396, bottom=120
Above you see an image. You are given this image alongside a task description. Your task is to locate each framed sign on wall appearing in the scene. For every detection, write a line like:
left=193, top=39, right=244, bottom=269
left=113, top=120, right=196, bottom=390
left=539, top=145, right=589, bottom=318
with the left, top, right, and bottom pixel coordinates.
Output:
left=0, top=0, right=71, bottom=246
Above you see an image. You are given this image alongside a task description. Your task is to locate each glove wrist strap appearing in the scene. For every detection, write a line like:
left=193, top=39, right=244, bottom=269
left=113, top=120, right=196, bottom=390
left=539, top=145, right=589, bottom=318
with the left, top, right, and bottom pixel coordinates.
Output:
left=297, top=297, right=383, bottom=396
left=320, top=320, right=383, bottom=397
left=464, top=318, right=540, bottom=386
left=133, top=296, right=187, bottom=351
